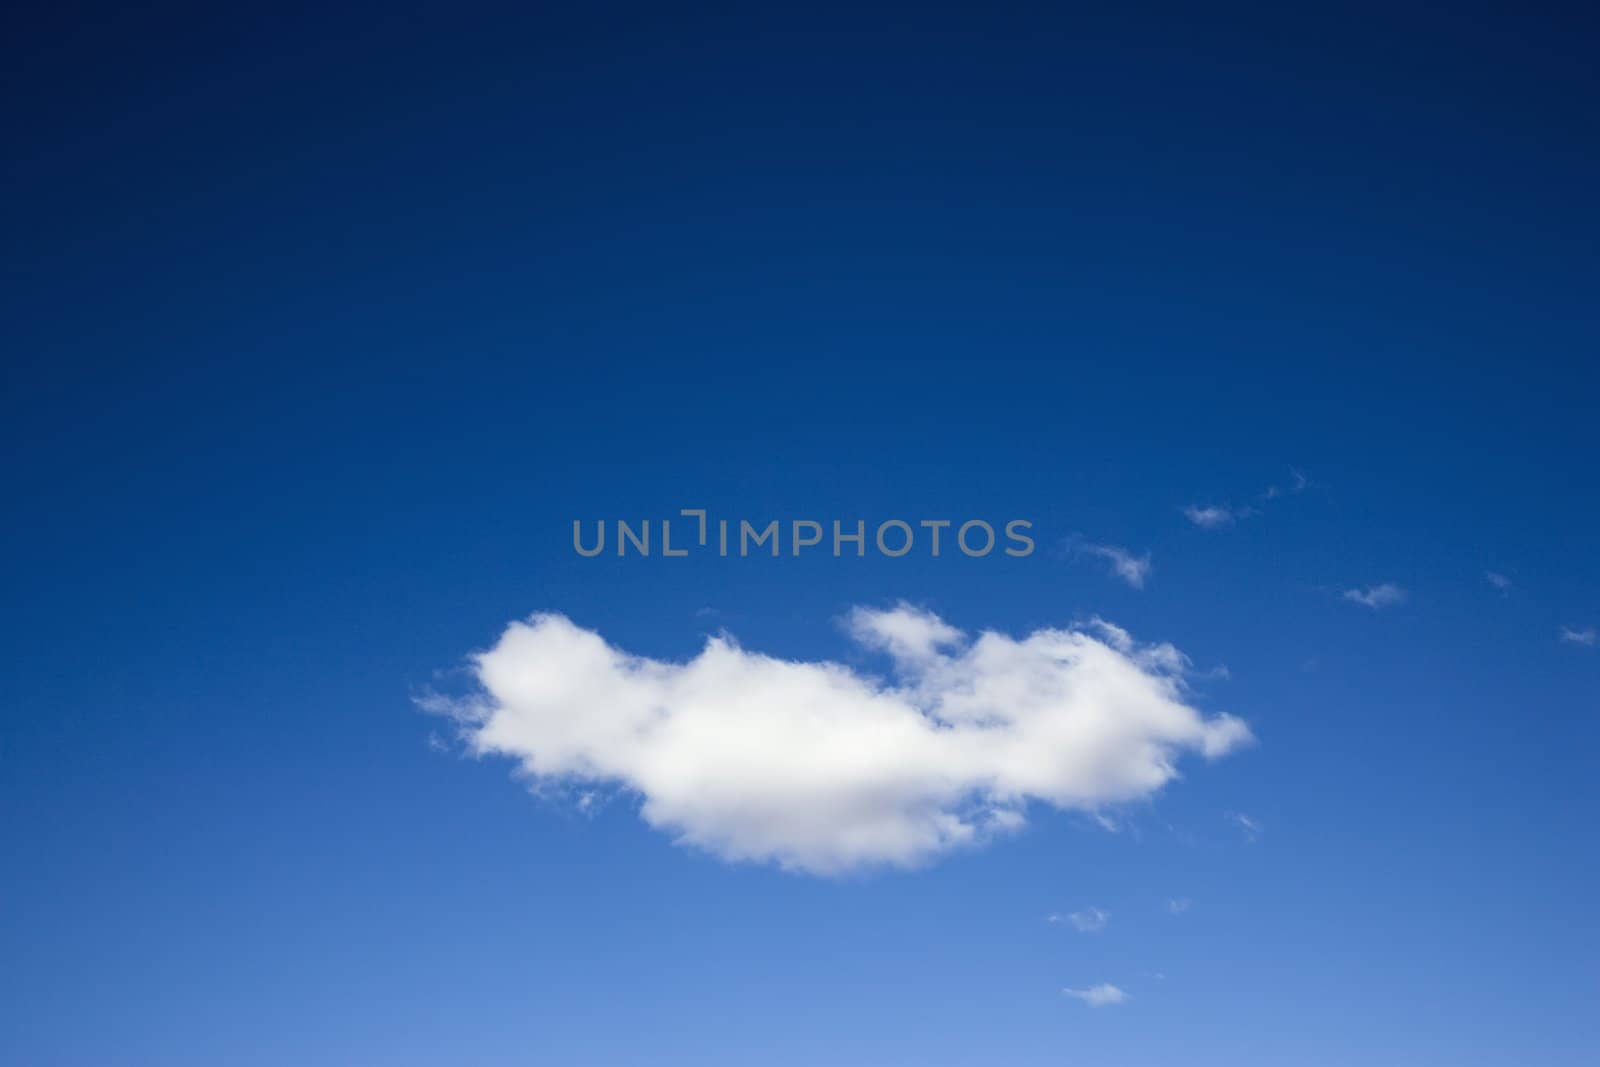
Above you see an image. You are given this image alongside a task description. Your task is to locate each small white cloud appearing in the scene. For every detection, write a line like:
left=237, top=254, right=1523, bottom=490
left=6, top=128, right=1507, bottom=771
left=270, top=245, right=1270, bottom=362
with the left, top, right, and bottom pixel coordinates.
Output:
left=436, top=606, right=1253, bottom=875
left=1182, top=504, right=1238, bottom=529
left=1057, top=906, right=1109, bottom=932
left=846, top=603, right=963, bottom=664
left=1229, top=812, right=1263, bottom=840
left=1484, top=571, right=1513, bottom=594
left=1063, top=984, right=1129, bottom=1007
left=1559, top=626, right=1598, bottom=647
left=1342, top=583, right=1407, bottom=609
left=1072, top=541, right=1153, bottom=589
left=1167, top=897, right=1191, bottom=914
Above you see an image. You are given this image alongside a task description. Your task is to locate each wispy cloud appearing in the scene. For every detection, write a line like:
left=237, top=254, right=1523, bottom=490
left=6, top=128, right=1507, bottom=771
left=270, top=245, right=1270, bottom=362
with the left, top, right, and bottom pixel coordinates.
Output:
left=1559, top=626, right=1598, bottom=647
left=1343, top=583, right=1407, bottom=609
left=1182, top=504, right=1243, bottom=529
left=1063, top=984, right=1129, bottom=1007
left=1184, top=468, right=1308, bottom=529
left=1229, top=812, right=1263, bottom=841
left=1071, top=539, right=1153, bottom=588
left=1484, top=571, right=1513, bottom=594
left=433, top=605, right=1252, bottom=875
left=1167, top=897, right=1192, bottom=915
left=1048, top=907, right=1110, bottom=932
left=1260, top=467, right=1309, bottom=500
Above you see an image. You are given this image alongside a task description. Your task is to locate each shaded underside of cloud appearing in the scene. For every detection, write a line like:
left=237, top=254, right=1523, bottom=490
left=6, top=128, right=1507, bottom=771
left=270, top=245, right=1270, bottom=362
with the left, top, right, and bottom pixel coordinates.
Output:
left=433, top=605, right=1252, bottom=875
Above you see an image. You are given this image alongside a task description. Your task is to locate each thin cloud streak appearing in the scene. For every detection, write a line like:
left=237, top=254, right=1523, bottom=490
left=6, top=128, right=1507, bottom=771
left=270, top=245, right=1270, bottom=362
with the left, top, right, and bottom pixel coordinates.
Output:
left=1343, top=583, right=1407, bottom=609
left=1048, top=906, right=1109, bottom=932
left=1071, top=539, right=1152, bottom=588
left=1229, top=812, right=1263, bottom=841
left=1184, top=467, right=1309, bottom=528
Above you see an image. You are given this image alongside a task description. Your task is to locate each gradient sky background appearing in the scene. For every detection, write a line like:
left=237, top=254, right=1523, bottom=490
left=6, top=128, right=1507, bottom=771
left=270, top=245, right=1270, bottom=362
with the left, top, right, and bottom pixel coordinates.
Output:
left=4, top=4, right=1598, bottom=1064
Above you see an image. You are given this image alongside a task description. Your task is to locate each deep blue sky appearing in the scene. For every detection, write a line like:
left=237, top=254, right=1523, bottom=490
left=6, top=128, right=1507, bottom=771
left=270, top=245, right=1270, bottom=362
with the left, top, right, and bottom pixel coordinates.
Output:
left=4, top=4, right=1598, bottom=1064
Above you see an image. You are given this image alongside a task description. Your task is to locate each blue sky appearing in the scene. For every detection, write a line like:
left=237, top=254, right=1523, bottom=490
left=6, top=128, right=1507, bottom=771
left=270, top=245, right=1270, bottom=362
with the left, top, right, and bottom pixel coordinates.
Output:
left=3, top=4, right=1598, bottom=1064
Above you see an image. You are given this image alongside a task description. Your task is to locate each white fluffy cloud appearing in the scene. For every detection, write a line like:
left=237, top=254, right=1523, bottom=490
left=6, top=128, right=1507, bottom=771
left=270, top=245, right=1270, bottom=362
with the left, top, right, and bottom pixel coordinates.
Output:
left=436, top=605, right=1252, bottom=875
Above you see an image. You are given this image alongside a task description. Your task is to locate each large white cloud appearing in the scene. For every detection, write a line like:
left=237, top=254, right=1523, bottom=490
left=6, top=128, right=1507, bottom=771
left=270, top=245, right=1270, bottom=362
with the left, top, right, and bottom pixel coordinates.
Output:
left=436, top=605, right=1251, bottom=875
